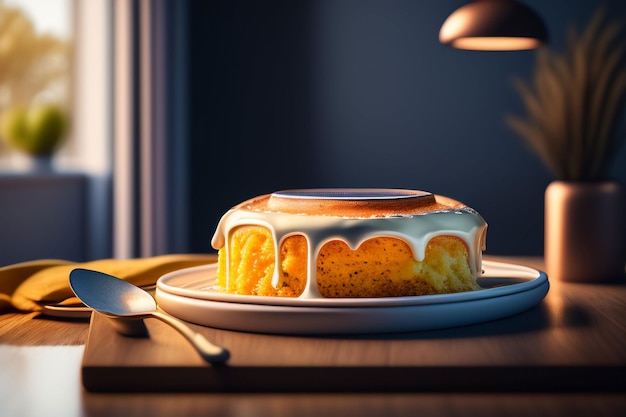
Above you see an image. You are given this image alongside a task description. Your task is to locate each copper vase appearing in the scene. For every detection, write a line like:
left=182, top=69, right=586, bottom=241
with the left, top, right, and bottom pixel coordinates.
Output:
left=545, top=181, right=626, bottom=282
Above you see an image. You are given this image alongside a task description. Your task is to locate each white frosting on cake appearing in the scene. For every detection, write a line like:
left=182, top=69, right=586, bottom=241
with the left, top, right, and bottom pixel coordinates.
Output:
left=211, top=189, right=488, bottom=299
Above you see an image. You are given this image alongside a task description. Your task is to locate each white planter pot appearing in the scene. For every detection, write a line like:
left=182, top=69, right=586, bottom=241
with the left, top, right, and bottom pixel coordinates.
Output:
left=545, top=181, right=626, bottom=282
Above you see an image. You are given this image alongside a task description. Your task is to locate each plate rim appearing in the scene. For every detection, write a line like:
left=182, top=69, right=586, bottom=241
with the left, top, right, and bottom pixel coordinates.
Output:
left=156, top=260, right=548, bottom=308
left=155, top=278, right=550, bottom=334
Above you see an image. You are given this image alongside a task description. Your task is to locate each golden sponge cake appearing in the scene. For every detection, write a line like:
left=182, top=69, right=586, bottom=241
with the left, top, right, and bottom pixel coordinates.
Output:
left=211, top=189, right=487, bottom=298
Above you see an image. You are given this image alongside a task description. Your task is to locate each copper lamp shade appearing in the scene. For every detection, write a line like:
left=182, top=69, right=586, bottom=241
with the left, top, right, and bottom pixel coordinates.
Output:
left=440, top=0, right=548, bottom=50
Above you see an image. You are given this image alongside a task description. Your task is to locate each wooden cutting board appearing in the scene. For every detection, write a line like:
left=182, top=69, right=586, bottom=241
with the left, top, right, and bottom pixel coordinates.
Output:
left=81, top=310, right=624, bottom=392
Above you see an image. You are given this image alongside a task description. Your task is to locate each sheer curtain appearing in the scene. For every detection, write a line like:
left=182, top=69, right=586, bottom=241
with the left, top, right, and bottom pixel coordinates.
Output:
left=113, top=0, right=189, bottom=258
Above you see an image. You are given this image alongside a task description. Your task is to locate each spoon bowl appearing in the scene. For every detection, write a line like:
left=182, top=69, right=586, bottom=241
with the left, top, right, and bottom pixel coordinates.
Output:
left=69, top=268, right=229, bottom=364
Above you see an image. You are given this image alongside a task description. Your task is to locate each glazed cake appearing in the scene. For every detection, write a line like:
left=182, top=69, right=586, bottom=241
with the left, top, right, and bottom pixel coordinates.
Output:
left=211, top=189, right=488, bottom=298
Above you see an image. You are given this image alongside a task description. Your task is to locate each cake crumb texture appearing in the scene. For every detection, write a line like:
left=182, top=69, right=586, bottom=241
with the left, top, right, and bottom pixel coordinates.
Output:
left=217, top=226, right=479, bottom=297
left=317, top=235, right=478, bottom=297
left=217, top=226, right=306, bottom=296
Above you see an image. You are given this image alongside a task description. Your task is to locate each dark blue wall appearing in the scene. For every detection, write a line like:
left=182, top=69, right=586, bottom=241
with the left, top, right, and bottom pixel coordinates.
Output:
left=189, top=0, right=626, bottom=256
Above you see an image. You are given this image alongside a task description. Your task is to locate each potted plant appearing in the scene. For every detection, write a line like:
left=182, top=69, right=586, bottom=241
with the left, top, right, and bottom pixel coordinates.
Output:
left=0, top=103, right=67, bottom=170
left=507, top=9, right=626, bottom=282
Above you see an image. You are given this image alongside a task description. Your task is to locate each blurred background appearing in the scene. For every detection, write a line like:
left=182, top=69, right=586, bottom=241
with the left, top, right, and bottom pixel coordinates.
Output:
left=0, top=0, right=625, bottom=265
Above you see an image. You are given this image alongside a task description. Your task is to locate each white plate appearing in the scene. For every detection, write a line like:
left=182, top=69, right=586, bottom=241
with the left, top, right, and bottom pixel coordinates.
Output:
left=155, top=260, right=549, bottom=335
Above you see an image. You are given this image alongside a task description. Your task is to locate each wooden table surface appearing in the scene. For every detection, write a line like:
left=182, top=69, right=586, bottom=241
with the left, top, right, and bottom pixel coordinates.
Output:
left=0, top=256, right=624, bottom=417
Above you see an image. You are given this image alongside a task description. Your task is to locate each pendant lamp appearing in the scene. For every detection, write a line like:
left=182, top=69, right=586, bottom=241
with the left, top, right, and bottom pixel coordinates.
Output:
left=439, top=0, right=548, bottom=50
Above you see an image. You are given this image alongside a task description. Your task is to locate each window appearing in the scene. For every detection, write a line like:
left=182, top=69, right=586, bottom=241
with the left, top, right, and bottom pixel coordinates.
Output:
left=0, top=0, right=189, bottom=262
left=0, top=0, right=73, bottom=169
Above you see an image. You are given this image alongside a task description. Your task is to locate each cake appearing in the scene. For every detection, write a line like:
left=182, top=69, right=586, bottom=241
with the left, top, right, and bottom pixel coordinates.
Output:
left=211, top=189, right=488, bottom=298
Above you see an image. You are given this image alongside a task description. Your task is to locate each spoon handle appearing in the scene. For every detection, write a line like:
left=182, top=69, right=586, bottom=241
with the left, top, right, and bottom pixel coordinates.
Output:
left=151, top=311, right=230, bottom=363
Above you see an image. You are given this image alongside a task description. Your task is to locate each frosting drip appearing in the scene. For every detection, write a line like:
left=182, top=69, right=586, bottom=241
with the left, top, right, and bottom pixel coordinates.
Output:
left=211, top=190, right=488, bottom=299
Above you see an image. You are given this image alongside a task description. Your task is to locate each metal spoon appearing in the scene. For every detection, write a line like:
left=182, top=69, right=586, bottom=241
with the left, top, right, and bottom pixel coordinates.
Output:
left=69, top=268, right=229, bottom=364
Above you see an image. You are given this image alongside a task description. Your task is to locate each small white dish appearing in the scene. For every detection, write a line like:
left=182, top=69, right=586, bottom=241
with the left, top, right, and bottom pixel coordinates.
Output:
left=155, top=260, right=549, bottom=335
left=40, top=303, right=92, bottom=319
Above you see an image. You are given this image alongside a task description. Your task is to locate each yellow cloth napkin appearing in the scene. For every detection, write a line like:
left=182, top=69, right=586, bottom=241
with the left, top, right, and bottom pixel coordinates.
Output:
left=0, top=254, right=217, bottom=313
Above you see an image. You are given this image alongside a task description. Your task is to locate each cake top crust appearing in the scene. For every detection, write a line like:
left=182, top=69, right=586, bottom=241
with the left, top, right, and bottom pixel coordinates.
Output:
left=237, top=188, right=466, bottom=218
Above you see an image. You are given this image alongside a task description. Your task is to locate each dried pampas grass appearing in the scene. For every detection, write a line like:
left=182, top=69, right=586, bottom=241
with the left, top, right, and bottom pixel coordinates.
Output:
left=507, top=9, right=626, bottom=181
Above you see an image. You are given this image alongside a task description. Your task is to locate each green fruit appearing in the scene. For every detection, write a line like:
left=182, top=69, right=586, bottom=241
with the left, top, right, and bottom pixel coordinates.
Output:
left=0, top=104, right=67, bottom=155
